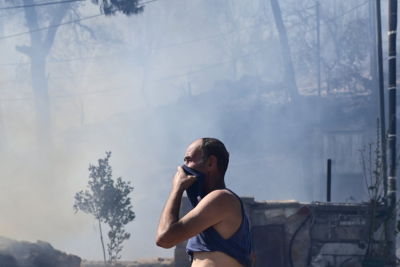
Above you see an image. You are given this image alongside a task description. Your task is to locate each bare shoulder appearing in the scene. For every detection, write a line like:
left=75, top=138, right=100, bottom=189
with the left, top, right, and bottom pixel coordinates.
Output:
left=200, top=189, right=241, bottom=211
left=203, top=189, right=238, bottom=202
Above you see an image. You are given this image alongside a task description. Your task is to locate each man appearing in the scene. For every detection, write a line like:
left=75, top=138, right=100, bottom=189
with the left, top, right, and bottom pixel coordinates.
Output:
left=156, top=138, right=253, bottom=267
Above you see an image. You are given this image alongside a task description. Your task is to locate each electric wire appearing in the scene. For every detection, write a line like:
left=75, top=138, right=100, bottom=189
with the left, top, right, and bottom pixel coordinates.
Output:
left=151, top=5, right=317, bottom=50
left=0, top=0, right=85, bottom=10
left=304, top=1, right=368, bottom=34
left=0, top=40, right=284, bottom=101
left=0, top=61, right=227, bottom=100
left=0, top=1, right=370, bottom=101
left=0, top=55, right=109, bottom=66
left=0, top=0, right=157, bottom=10
left=0, top=3, right=315, bottom=66
left=0, top=13, right=103, bottom=41
left=0, top=1, right=365, bottom=44
left=0, top=0, right=161, bottom=41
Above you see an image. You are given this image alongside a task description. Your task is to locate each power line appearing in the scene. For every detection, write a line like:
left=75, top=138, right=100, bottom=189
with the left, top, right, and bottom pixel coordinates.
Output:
left=0, top=24, right=257, bottom=65
left=0, top=62, right=229, bottom=100
left=0, top=2, right=312, bottom=66
left=0, top=0, right=86, bottom=10
left=0, top=50, right=126, bottom=66
left=304, top=1, right=368, bottom=34
left=0, top=0, right=161, bottom=41
left=0, top=47, right=267, bottom=101
left=153, top=25, right=263, bottom=50
left=152, top=5, right=317, bottom=51
left=0, top=0, right=159, bottom=11
left=45, top=1, right=369, bottom=99
left=149, top=1, right=366, bottom=52
left=0, top=61, right=210, bottom=84
left=0, top=13, right=103, bottom=41
left=0, top=52, right=208, bottom=67
left=0, top=1, right=369, bottom=101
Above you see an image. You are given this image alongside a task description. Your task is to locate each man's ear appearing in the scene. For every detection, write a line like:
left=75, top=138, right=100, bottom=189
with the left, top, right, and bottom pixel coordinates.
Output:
left=208, top=155, right=218, bottom=171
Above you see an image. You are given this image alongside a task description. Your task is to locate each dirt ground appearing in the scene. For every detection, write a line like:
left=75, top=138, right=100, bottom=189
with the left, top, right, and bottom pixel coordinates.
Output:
left=81, top=258, right=174, bottom=267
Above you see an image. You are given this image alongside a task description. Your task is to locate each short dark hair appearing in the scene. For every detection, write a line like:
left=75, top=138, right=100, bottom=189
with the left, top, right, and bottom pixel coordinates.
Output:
left=200, top=138, right=229, bottom=176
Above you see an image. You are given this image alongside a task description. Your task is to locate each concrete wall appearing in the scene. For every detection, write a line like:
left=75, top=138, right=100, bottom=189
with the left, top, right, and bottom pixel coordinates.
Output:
left=312, top=129, right=368, bottom=203
left=175, top=196, right=386, bottom=267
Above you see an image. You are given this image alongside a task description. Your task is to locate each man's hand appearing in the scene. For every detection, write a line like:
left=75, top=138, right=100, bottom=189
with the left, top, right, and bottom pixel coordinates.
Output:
left=173, top=166, right=197, bottom=191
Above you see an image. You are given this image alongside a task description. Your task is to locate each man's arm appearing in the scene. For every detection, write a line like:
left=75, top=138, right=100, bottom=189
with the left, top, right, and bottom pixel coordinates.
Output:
left=156, top=169, right=231, bottom=248
left=156, top=186, right=184, bottom=248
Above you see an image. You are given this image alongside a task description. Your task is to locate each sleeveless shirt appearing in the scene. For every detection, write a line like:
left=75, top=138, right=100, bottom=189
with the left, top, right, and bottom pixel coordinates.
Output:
left=182, top=165, right=252, bottom=267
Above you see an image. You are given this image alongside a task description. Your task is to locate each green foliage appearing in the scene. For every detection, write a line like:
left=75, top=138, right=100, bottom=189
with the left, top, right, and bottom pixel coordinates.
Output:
left=90, top=0, right=144, bottom=16
left=74, top=152, right=135, bottom=265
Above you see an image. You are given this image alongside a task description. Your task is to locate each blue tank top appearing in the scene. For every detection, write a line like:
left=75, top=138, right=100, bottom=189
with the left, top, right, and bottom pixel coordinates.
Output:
left=182, top=165, right=252, bottom=267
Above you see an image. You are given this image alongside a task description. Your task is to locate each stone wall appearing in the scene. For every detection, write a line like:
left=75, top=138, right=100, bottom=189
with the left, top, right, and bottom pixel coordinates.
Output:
left=175, top=196, right=386, bottom=267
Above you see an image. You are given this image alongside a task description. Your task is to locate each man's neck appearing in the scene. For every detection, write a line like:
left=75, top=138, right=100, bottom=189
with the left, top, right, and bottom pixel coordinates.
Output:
left=203, top=177, right=226, bottom=196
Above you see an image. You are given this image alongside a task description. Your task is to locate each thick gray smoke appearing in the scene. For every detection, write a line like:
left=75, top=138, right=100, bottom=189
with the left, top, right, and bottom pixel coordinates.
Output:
left=0, top=0, right=384, bottom=261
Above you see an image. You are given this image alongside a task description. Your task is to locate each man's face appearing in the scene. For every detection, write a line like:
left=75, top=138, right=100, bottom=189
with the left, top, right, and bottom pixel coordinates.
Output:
left=184, top=139, right=206, bottom=173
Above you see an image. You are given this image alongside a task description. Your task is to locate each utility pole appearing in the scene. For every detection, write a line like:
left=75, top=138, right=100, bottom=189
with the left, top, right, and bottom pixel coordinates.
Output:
left=270, top=0, right=299, bottom=103
left=316, top=1, right=321, bottom=126
left=370, top=0, right=379, bottom=108
left=375, top=0, right=388, bottom=200
left=327, top=159, right=331, bottom=202
left=387, top=0, right=397, bottom=262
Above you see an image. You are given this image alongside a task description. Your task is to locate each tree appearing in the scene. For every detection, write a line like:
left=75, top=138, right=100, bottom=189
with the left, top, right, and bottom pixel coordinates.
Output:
left=5, top=0, right=144, bottom=145
left=73, top=152, right=135, bottom=266
left=90, top=0, right=143, bottom=16
left=270, top=0, right=299, bottom=102
left=204, top=0, right=264, bottom=81
left=289, top=1, right=371, bottom=98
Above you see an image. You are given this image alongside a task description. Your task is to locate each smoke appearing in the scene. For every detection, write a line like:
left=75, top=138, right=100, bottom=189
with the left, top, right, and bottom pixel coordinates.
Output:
left=0, top=0, right=383, bottom=261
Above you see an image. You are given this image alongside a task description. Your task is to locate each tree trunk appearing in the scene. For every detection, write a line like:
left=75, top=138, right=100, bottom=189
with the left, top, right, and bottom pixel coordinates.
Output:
left=16, top=0, right=71, bottom=145
left=98, top=219, right=108, bottom=266
left=270, top=0, right=299, bottom=103
left=31, top=51, right=51, bottom=145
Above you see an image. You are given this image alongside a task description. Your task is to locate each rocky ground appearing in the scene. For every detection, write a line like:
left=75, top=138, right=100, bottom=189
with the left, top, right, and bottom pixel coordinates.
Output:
left=0, top=236, right=81, bottom=267
left=81, top=258, right=174, bottom=267
left=0, top=236, right=174, bottom=267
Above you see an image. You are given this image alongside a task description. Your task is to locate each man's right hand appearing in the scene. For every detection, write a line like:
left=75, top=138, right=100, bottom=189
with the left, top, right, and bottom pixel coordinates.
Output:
left=173, top=166, right=197, bottom=191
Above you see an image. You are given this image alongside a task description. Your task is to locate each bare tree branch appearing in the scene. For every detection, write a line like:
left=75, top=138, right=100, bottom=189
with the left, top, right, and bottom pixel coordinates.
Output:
left=43, top=2, right=72, bottom=54
left=15, top=45, right=32, bottom=56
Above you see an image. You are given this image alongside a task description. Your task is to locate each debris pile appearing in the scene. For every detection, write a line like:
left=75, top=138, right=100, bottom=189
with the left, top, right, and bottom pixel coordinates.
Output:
left=0, top=236, right=81, bottom=267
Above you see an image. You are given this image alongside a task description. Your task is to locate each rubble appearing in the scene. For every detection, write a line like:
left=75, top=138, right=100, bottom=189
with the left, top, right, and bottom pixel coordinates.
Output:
left=0, top=236, right=81, bottom=267
left=81, top=257, right=174, bottom=267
